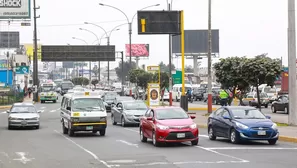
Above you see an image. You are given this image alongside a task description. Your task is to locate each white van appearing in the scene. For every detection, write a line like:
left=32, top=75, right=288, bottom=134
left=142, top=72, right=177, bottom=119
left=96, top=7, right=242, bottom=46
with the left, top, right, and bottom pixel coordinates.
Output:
left=60, top=91, right=107, bottom=137
left=172, top=84, right=192, bottom=101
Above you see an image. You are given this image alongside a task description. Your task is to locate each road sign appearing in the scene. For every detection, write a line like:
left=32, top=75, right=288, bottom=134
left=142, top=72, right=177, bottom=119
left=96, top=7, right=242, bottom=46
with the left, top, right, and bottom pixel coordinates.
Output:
left=172, top=70, right=182, bottom=84
left=41, top=45, right=116, bottom=62
left=137, top=11, right=181, bottom=35
left=21, top=22, right=31, bottom=26
left=15, top=66, right=29, bottom=74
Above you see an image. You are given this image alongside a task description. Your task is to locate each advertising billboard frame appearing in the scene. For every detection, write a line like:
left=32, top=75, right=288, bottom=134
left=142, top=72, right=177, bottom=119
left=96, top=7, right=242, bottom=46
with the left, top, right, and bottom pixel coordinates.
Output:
left=0, top=0, right=31, bottom=19
left=0, top=31, right=20, bottom=48
left=125, top=44, right=150, bottom=57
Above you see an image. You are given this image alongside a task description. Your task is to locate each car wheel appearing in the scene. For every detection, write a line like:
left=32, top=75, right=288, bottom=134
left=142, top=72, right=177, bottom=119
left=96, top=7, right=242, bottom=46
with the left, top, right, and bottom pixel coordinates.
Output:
left=62, top=121, right=68, bottom=134
left=230, top=129, right=240, bottom=144
left=68, top=123, right=74, bottom=137
left=99, top=129, right=106, bottom=136
left=268, top=139, right=277, bottom=145
left=265, top=104, right=268, bottom=108
left=208, top=126, right=216, bottom=140
left=111, top=115, right=117, bottom=125
left=121, top=117, right=126, bottom=127
left=284, top=107, right=289, bottom=114
left=92, top=130, right=97, bottom=133
left=36, top=125, right=40, bottom=129
left=53, top=100, right=56, bottom=103
left=8, top=125, right=12, bottom=130
left=152, top=131, right=161, bottom=147
left=249, top=101, right=252, bottom=106
left=140, top=127, right=147, bottom=142
left=271, top=106, right=276, bottom=113
left=191, top=139, right=199, bottom=146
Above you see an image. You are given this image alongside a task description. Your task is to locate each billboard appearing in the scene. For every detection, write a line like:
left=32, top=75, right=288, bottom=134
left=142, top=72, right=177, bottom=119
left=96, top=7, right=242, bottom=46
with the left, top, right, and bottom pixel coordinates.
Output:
left=0, top=0, right=31, bottom=19
left=125, top=44, right=149, bottom=57
left=41, top=45, right=116, bottom=62
left=62, top=62, right=74, bottom=68
left=24, top=44, right=42, bottom=60
left=0, top=59, right=10, bottom=70
left=172, top=30, right=220, bottom=54
left=0, top=31, right=20, bottom=48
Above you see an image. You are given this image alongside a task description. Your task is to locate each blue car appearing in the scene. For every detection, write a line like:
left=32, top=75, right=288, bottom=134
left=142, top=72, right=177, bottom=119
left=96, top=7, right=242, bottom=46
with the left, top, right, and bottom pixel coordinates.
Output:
left=207, top=106, right=279, bottom=145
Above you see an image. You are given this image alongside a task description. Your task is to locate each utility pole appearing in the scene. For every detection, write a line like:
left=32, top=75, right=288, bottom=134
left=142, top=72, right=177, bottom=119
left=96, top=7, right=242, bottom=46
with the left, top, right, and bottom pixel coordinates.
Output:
left=168, top=3, right=173, bottom=91
left=33, top=0, right=40, bottom=101
left=207, top=0, right=213, bottom=113
left=121, top=51, right=124, bottom=96
left=107, top=37, right=110, bottom=86
left=288, top=0, right=297, bottom=125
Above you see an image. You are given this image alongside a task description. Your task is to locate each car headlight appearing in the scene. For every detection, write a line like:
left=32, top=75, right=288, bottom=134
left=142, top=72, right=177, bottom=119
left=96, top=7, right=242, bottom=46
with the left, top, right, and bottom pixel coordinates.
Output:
left=156, top=124, right=169, bottom=130
left=71, top=118, right=79, bottom=122
left=99, top=117, right=106, bottom=122
left=31, top=117, right=39, bottom=120
left=271, top=123, right=278, bottom=130
left=9, top=117, right=18, bottom=120
left=235, top=122, right=249, bottom=129
left=190, top=123, right=197, bottom=129
left=125, top=114, right=133, bottom=118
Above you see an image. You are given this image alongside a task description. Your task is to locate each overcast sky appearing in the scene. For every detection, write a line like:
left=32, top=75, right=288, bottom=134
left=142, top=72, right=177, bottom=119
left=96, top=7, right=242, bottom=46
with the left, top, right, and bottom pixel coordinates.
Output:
left=0, top=0, right=288, bottom=69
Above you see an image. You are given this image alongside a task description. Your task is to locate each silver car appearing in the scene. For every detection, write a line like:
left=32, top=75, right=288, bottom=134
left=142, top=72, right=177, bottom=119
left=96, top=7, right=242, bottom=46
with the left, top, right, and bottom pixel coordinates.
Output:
left=7, top=103, right=42, bottom=129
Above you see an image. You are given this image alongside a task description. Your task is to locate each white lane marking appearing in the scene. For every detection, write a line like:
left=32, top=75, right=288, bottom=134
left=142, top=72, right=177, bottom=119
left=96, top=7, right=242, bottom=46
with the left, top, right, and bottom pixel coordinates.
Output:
left=107, top=160, right=136, bottom=163
left=56, top=108, right=60, bottom=111
left=49, top=110, right=56, bottom=113
left=123, top=128, right=209, bottom=138
left=54, top=130, right=111, bottom=168
left=13, top=152, right=34, bottom=164
left=206, top=147, right=297, bottom=150
left=1, top=111, right=6, bottom=114
left=40, top=107, right=46, bottom=109
left=196, top=146, right=249, bottom=163
left=116, top=140, right=139, bottom=148
left=123, top=160, right=247, bottom=167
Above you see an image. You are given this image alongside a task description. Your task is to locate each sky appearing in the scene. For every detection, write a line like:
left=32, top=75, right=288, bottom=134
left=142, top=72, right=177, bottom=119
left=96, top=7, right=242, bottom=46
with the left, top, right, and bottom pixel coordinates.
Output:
left=0, top=0, right=289, bottom=69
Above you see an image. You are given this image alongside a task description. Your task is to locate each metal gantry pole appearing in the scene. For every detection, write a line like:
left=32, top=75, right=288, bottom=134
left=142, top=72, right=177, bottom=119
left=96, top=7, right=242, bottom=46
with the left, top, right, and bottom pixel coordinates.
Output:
left=168, top=3, right=173, bottom=91
left=288, top=0, right=297, bottom=125
left=107, top=37, right=110, bottom=85
left=121, top=51, right=124, bottom=96
left=33, top=0, right=39, bottom=102
left=207, top=0, right=213, bottom=113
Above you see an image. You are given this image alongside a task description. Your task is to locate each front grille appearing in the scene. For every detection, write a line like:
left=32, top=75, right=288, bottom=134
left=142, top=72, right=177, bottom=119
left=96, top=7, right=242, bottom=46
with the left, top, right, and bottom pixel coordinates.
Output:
left=250, top=132, right=272, bottom=138
left=169, top=125, right=190, bottom=129
left=134, top=115, right=141, bottom=117
left=251, top=127, right=270, bottom=130
left=45, top=96, right=52, bottom=98
left=133, top=119, right=140, bottom=122
left=165, top=131, right=195, bottom=140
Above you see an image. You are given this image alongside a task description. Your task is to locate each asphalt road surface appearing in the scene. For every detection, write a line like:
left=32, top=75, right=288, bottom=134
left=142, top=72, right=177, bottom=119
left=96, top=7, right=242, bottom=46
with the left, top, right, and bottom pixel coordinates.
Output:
left=0, top=97, right=296, bottom=168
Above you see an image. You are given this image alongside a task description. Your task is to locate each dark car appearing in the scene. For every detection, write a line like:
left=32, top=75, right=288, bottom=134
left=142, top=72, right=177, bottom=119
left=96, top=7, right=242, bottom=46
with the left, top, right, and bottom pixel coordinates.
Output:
left=193, top=87, right=206, bottom=101
left=207, top=106, right=278, bottom=145
left=60, top=82, right=74, bottom=95
left=271, top=95, right=289, bottom=114
left=102, top=92, right=118, bottom=112
left=111, top=100, right=148, bottom=126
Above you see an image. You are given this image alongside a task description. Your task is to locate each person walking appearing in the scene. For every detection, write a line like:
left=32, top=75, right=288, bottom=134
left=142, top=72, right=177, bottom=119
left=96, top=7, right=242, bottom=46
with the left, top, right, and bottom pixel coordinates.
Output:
left=28, top=87, right=32, bottom=98
left=219, top=89, right=229, bottom=106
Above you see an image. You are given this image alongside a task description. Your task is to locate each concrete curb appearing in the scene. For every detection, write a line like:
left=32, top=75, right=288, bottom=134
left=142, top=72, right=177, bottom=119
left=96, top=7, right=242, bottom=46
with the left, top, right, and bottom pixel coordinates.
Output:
left=195, top=123, right=297, bottom=144
left=0, top=105, right=11, bottom=109
left=189, top=107, right=218, bottom=111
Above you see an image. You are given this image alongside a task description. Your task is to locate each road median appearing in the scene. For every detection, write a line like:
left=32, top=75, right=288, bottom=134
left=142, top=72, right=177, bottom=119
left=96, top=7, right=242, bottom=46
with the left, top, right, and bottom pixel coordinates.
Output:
left=0, top=105, right=11, bottom=109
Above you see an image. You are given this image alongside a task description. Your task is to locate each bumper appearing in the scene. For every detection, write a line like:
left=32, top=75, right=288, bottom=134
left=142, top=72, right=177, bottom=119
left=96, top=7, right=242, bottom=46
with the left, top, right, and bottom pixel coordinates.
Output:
left=238, top=128, right=279, bottom=141
left=156, top=128, right=199, bottom=143
left=124, top=117, right=140, bottom=125
left=9, top=120, right=39, bottom=127
left=71, top=123, right=107, bottom=131
left=40, top=97, right=57, bottom=101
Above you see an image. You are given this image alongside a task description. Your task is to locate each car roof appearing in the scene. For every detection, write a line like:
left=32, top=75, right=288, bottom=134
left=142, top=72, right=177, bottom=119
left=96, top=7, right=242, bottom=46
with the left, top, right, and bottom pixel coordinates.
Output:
left=13, top=102, right=34, bottom=106
left=121, top=100, right=144, bottom=103
left=151, top=106, right=182, bottom=110
left=225, top=106, right=257, bottom=110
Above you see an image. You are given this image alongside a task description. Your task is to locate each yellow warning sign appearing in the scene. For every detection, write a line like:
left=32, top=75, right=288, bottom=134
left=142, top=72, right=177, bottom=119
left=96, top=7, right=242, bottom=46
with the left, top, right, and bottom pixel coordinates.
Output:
left=23, top=44, right=42, bottom=60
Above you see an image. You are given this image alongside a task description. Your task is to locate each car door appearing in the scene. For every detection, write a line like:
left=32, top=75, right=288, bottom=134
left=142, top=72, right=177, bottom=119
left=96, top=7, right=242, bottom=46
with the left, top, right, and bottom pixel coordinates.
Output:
left=273, top=96, right=283, bottom=111
left=220, top=109, right=233, bottom=138
left=114, top=103, right=122, bottom=122
left=210, top=108, right=224, bottom=136
left=280, top=96, right=289, bottom=111
left=142, top=109, right=151, bottom=137
left=147, top=110, right=155, bottom=138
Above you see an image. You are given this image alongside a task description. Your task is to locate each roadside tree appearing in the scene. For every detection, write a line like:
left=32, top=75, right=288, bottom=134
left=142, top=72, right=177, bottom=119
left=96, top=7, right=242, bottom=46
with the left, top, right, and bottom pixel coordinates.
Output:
left=91, top=79, right=99, bottom=88
left=72, top=77, right=89, bottom=86
left=115, top=61, right=136, bottom=81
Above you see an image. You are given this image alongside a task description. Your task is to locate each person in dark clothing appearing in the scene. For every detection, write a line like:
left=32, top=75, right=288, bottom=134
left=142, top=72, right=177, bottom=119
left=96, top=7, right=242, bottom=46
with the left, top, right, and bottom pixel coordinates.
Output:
left=28, top=88, right=32, bottom=98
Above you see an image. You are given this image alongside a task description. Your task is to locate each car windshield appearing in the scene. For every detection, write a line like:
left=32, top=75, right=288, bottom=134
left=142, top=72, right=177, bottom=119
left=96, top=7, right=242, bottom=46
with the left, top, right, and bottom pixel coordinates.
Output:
left=61, top=83, right=73, bottom=89
left=124, top=102, right=147, bottom=110
left=179, top=87, right=191, bottom=92
left=72, top=98, right=105, bottom=111
left=11, top=106, right=36, bottom=113
left=232, top=109, right=266, bottom=119
left=41, top=86, right=54, bottom=92
left=105, top=94, right=116, bottom=100
left=156, top=108, right=189, bottom=120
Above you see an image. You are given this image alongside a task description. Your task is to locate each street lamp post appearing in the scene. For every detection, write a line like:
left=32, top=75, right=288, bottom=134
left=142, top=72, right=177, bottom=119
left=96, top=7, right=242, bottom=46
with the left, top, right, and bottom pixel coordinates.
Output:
left=99, top=3, right=160, bottom=68
left=72, top=37, right=88, bottom=80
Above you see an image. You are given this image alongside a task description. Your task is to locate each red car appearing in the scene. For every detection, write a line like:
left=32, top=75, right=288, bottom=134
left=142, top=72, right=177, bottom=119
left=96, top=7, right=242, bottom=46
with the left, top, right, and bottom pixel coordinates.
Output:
left=139, top=106, right=199, bottom=147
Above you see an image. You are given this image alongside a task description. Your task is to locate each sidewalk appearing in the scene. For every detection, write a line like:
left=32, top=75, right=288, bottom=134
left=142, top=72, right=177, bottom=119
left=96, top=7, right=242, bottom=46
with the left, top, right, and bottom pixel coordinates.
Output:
left=191, top=111, right=297, bottom=143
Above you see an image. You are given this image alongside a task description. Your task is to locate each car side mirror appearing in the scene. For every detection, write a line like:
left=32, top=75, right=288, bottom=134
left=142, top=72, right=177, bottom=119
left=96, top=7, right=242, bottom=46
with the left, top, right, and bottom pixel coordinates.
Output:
left=190, top=115, right=196, bottom=119
left=223, top=116, right=231, bottom=120
left=147, top=117, right=153, bottom=121
left=6, top=110, right=9, bottom=113
left=266, top=116, right=271, bottom=119
left=66, top=107, right=71, bottom=111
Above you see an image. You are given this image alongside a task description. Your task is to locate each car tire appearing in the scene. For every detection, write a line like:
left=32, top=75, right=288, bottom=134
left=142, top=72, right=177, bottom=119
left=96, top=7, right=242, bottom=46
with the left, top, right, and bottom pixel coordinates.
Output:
left=8, top=125, right=12, bottom=130
left=152, top=131, right=161, bottom=147
left=121, top=117, right=126, bottom=127
left=249, top=101, right=252, bottom=106
left=284, top=107, right=289, bottom=114
left=230, top=129, right=240, bottom=144
left=68, top=123, right=74, bottom=137
left=111, top=115, right=117, bottom=125
left=99, top=129, right=106, bottom=136
left=36, top=125, right=40, bottom=129
left=92, top=130, right=97, bottom=134
left=140, top=127, right=147, bottom=142
left=265, top=104, right=268, bottom=108
left=268, top=139, right=277, bottom=145
left=208, top=126, right=216, bottom=140
left=62, top=122, right=68, bottom=134
left=191, top=139, right=199, bottom=146
left=53, top=100, right=56, bottom=103
left=271, top=106, right=276, bottom=113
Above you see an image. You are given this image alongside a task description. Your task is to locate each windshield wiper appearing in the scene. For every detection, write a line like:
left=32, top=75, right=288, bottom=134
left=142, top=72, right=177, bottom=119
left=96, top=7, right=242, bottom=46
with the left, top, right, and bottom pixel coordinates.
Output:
left=74, top=107, right=87, bottom=111
left=247, top=117, right=265, bottom=119
left=85, top=107, right=105, bottom=111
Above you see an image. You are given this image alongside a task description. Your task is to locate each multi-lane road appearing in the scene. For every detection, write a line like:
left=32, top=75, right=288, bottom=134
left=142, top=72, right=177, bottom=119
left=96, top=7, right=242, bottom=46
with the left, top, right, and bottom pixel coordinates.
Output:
left=0, top=97, right=296, bottom=168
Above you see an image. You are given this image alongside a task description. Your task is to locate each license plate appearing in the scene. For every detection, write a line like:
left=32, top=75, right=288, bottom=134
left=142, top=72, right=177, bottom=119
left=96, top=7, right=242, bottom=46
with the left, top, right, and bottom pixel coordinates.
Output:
left=177, top=133, right=185, bottom=138
left=21, top=120, right=27, bottom=125
left=258, top=131, right=266, bottom=135
left=86, top=126, right=93, bottom=130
